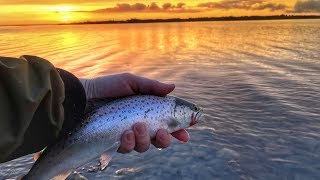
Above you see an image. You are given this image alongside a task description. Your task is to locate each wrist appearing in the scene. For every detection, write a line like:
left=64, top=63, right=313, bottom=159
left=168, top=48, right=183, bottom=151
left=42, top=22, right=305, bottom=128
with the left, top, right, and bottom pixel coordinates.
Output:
left=79, top=78, right=94, bottom=99
left=56, top=69, right=87, bottom=137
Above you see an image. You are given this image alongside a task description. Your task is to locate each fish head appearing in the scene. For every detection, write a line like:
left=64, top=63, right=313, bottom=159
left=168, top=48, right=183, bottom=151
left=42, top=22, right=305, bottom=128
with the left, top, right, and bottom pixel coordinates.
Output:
left=172, top=97, right=203, bottom=129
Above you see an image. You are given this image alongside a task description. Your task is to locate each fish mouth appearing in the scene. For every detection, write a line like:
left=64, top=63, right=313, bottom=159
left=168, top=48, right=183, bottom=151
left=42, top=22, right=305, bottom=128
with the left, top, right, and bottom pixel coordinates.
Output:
left=190, top=111, right=202, bottom=126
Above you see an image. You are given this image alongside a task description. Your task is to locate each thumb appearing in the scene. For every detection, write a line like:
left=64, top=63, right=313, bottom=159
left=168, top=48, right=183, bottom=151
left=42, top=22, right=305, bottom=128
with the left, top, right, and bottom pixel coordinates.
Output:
left=130, top=75, right=175, bottom=96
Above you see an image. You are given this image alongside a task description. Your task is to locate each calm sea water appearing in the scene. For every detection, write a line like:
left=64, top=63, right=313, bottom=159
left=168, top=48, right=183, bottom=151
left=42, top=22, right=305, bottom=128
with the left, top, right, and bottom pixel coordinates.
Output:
left=0, top=20, right=319, bottom=180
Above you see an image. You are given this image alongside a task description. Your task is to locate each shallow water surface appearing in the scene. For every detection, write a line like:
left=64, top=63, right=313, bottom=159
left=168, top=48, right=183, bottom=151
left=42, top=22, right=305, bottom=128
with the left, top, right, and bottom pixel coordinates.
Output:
left=0, top=20, right=320, bottom=179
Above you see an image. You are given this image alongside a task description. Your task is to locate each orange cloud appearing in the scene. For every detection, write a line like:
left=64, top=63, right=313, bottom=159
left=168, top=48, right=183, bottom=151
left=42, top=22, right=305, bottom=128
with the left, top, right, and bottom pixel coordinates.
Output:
left=198, top=0, right=287, bottom=11
left=94, top=2, right=200, bottom=13
left=163, top=3, right=186, bottom=9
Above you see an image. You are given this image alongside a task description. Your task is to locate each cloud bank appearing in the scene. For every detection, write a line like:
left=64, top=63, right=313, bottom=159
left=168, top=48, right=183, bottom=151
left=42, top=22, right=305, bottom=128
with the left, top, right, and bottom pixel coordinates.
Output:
left=293, top=0, right=320, bottom=13
left=93, top=1, right=288, bottom=14
left=198, top=0, right=287, bottom=11
left=94, top=2, right=199, bottom=13
left=3, top=0, right=319, bottom=15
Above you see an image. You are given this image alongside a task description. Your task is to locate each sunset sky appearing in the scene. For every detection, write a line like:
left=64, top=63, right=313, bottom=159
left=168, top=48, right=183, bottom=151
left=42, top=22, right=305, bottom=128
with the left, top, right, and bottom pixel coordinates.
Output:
left=0, top=0, right=319, bottom=25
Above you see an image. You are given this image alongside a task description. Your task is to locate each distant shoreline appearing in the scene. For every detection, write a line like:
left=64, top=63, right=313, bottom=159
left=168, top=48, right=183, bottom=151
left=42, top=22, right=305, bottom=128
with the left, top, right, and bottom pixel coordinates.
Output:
left=1, top=15, right=320, bottom=27
left=69, top=15, right=320, bottom=25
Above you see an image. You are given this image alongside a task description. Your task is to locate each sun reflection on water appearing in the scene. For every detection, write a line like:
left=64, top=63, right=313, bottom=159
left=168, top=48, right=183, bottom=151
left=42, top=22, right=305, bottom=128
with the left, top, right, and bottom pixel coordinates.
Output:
left=59, top=32, right=79, bottom=46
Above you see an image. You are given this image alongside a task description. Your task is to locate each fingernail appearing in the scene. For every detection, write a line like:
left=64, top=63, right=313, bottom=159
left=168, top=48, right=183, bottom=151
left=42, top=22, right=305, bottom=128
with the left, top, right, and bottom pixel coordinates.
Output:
left=135, top=123, right=146, bottom=136
left=168, top=84, right=175, bottom=88
left=126, top=130, right=134, bottom=141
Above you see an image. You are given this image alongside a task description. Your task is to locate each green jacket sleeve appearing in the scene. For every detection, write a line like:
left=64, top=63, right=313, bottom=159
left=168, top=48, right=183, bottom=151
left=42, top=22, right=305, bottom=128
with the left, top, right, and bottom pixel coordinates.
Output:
left=0, top=55, right=86, bottom=163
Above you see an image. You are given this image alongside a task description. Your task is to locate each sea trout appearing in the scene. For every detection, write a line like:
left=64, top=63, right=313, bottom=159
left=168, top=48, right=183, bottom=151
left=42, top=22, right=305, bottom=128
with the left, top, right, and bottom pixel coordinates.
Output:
left=23, top=95, right=203, bottom=180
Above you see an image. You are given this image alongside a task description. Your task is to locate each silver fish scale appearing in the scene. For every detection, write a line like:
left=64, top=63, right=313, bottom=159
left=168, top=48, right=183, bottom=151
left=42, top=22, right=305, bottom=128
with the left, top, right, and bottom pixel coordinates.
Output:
left=78, top=95, right=176, bottom=142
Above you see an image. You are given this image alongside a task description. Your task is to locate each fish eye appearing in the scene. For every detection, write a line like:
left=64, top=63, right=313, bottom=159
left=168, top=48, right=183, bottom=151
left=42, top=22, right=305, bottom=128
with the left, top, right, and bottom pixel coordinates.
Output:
left=193, top=105, right=200, bottom=111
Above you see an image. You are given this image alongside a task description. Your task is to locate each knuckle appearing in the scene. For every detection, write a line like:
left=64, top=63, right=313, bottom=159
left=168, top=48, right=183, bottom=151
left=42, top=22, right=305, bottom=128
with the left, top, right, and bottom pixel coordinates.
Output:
left=133, top=123, right=148, bottom=137
left=135, top=142, right=150, bottom=153
left=158, top=135, right=172, bottom=148
left=157, top=139, right=171, bottom=149
left=153, top=142, right=162, bottom=149
left=121, top=73, right=134, bottom=80
left=118, top=148, right=128, bottom=154
left=119, top=144, right=134, bottom=154
left=122, top=147, right=132, bottom=153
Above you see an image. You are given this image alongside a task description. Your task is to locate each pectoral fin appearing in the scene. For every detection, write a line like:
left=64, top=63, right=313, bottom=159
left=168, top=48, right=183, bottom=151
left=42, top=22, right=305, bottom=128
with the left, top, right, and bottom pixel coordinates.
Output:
left=100, top=154, right=112, bottom=171
left=100, top=141, right=120, bottom=171
left=51, top=170, right=72, bottom=180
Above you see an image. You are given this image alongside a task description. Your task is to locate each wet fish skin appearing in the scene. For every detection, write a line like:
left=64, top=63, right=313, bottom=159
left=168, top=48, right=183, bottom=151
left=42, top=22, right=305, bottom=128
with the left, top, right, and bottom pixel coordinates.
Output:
left=23, top=95, right=203, bottom=180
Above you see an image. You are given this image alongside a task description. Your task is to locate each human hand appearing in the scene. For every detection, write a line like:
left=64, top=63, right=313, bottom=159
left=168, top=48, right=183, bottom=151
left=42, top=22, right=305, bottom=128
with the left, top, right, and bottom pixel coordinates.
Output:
left=80, top=73, right=174, bottom=99
left=79, top=73, right=190, bottom=153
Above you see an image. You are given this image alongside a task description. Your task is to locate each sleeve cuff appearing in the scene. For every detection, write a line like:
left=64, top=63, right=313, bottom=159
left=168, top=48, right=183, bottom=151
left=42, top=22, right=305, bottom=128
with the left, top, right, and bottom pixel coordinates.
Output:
left=56, top=68, right=87, bottom=137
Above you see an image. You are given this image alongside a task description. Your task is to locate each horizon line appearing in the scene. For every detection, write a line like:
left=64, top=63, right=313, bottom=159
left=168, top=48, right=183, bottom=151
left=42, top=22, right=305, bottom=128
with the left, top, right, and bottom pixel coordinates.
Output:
left=1, top=15, right=320, bottom=27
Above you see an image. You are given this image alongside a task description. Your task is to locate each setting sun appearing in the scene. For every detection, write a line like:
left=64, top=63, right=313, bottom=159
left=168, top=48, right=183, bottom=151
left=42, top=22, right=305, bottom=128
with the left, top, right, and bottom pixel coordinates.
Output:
left=55, top=6, right=75, bottom=12
left=45, top=5, right=84, bottom=23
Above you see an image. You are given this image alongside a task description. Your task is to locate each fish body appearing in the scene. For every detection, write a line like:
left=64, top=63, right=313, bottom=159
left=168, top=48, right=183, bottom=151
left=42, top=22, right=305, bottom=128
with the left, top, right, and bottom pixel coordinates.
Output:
left=23, top=95, right=202, bottom=180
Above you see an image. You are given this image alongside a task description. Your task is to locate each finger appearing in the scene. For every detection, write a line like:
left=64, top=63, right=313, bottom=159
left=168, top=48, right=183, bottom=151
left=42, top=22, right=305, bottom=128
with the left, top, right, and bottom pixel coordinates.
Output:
left=133, top=122, right=151, bottom=153
left=117, top=130, right=135, bottom=153
left=171, top=129, right=190, bottom=143
left=153, top=129, right=172, bottom=149
left=127, top=74, right=175, bottom=96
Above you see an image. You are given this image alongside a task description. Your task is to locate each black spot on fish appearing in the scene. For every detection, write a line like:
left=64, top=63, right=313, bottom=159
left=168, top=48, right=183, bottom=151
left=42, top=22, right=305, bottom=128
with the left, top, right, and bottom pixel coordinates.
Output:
left=168, top=119, right=179, bottom=129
